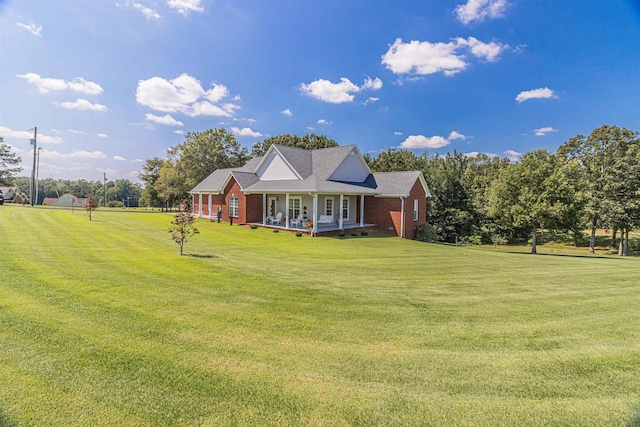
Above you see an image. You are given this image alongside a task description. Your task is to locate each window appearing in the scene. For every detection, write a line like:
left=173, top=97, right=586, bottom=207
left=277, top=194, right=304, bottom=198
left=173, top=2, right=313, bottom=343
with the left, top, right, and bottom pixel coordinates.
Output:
left=342, top=198, right=349, bottom=220
left=229, top=196, right=239, bottom=218
left=413, top=199, right=418, bottom=221
left=325, top=197, right=333, bottom=217
left=288, top=197, right=301, bottom=219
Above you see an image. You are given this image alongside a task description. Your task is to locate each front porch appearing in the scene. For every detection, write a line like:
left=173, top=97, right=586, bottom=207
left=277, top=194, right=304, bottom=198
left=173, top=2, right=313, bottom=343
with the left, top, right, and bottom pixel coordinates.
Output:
left=250, top=221, right=377, bottom=236
left=256, top=192, right=370, bottom=235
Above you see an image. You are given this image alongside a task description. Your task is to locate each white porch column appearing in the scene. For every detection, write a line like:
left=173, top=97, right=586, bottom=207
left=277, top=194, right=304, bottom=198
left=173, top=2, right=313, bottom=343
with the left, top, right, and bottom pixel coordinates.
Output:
left=198, top=193, right=202, bottom=217
left=312, top=194, right=318, bottom=235
left=208, top=193, right=212, bottom=218
left=262, top=194, right=267, bottom=225
left=360, top=195, right=364, bottom=227
left=400, top=197, right=405, bottom=239
left=339, top=194, right=344, bottom=229
left=191, top=194, right=195, bottom=214
left=285, top=193, right=290, bottom=228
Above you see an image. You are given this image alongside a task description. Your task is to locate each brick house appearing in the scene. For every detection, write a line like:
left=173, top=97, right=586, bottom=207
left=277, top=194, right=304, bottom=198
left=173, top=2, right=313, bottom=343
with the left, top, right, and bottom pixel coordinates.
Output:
left=190, top=144, right=430, bottom=239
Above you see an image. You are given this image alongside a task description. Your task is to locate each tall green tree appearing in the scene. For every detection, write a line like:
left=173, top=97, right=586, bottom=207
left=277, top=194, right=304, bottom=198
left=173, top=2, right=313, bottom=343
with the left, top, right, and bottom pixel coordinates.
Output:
left=177, top=128, right=248, bottom=190
left=559, top=125, right=639, bottom=253
left=250, top=133, right=338, bottom=157
left=0, top=137, right=22, bottom=185
left=366, top=148, right=428, bottom=172
left=139, top=157, right=165, bottom=207
left=488, top=150, right=567, bottom=254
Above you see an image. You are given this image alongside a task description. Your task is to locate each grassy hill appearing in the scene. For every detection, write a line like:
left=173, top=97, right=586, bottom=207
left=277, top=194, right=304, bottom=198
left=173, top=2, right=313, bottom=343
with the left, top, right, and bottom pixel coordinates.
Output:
left=0, top=205, right=638, bottom=426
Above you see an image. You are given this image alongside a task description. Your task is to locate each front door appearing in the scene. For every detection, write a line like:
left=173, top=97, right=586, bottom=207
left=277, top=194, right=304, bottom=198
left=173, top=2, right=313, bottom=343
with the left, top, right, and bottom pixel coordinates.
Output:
left=268, top=197, right=278, bottom=217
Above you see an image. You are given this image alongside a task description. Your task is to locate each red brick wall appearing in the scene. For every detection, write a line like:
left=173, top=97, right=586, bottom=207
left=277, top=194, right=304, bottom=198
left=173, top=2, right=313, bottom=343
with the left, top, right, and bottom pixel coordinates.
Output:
left=364, top=196, right=402, bottom=237
left=364, top=178, right=427, bottom=239
left=245, top=194, right=263, bottom=224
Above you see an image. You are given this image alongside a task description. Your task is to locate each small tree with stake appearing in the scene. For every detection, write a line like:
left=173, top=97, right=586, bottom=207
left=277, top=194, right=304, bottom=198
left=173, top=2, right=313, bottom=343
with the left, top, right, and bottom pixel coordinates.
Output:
left=169, top=212, right=199, bottom=255
left=84, top=194, right=99, bottom=221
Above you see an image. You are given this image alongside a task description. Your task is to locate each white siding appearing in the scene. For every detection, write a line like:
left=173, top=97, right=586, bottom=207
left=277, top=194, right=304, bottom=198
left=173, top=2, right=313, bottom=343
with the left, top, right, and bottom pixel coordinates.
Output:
left=257, top=150, right=299, bottom=181
left=328, top=150, right=369, bottom=183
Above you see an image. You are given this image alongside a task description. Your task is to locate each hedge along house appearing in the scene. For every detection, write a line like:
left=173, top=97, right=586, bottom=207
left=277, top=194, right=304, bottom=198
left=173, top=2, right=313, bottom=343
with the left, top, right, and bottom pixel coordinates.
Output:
left=190, top=144, right=431, bottom=239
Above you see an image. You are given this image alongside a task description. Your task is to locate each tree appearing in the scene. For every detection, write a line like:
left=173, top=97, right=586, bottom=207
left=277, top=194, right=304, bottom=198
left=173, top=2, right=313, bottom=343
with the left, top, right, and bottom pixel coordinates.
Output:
left=250, top=133, right=338, bottom=157
left=168, top=209, right=199, bottom=255
left=488, top=150, right=567, bottom=254
left=0, top=137, right=22, bottom=185
left=154, top=159, right=185, bottom=210
left=559, top=125, right=639, bottom=253
left=84, top=193, right=99, bottom=221
left=177, top=128, right=248, bottom=190
left=366, top=148, right=427, bottom=172
left=139, top=157, right=165, bottom=207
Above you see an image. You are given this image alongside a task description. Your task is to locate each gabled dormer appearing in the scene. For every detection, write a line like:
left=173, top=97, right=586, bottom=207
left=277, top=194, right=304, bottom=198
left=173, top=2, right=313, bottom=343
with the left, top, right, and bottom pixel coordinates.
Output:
left=327, top=146, right=371, bottom=183
left=254, top=145, right=303, bottom=181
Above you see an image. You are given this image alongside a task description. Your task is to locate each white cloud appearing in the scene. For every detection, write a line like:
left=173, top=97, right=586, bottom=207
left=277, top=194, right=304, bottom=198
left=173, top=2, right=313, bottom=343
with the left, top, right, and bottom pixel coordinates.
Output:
left=317, top=119, right=329, bottom=124
left=363, top=97, right=380, bottom=105
left=97, top=133, right=109, bottom=138
left=136, top=73, right=237, bottom=117
left=132, top=1, right=161, bottom=19
left=113, top=155, right=127, bottom=161
left=16, top=21, right=42, bottom=36
left=394, top=131, right=403, bottom=136
left=231, top=127, right=262, bottom=137
left=503, top=149, right=522, bottom=161
left=534, top=126, right=558, bottom=137
left=145, top=113, right=184, bottom=126
left=455, top=0, right=509, bottom=25
left=448, top=131, right=467, bottom=140
left=133, top=159, right=144, bottom=163
left=300, top=76, right=383, bottom=104
left=465, top=151, right=499, bottom=158
left=381, top=37, right=507, bottom=76
left=400, top=135, right=450, bottom=149
left=45, top=150, right=108, bottom=159
left=51, top=129, right=61, bottom=134
left=0, top=126, right=63, bottom=144
left=174, top=130, right=184, bottom=135
left=68, top=129, right=85, bottom=135
left=515, top=87, right=557, bottom=103
left=166, top=0, right=203, bottom=15
left=281, top=108, right=293, bottom=116
left=456, top=37, right=506, bottom=62
left=16, top=73, right=103, bottom=95
left=58, top=99, right=108, bottom=112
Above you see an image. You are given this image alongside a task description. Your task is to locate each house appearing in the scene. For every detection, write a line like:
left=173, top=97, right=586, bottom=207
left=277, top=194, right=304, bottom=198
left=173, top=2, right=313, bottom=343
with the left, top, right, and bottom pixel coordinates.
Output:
left=0, top=187, right=29, bottom=204
left=190, top=144, right=430, bottom=239
left=42, top=194, right=87, bottom=207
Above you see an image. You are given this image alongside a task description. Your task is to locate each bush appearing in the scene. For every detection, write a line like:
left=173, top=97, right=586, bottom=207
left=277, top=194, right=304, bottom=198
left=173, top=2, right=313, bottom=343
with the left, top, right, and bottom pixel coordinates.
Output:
left=416, top=223, right=437, bottom=242
left=629, top=238, right=640, bottom=255
left=296, top=232, right=303, bottom=237
left=338, top=233, right=346, bottom=237
left=350, top=232, right=358, bottom=236
left=273, top=229, right=279, bottom=233
left=250, top=225, right=258, bottom=229
left=461, top=235, right=482, bottom=245
left=106, top=201, right=125, bottom=208
left=361, top=231, right=368, bottom=236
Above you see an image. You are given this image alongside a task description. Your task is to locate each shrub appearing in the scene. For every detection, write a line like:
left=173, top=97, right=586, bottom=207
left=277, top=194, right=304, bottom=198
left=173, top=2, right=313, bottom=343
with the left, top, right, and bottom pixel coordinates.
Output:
left=416, top=223, right=437, bottom=242
left=361, top=231, right=368, bottom=236
left=351, top=232, right=358, bottom=236
left=106, top=200, right=125, bottom=208
left=296, top=232, right=303, bottom=237
left=461, top=235, right=482, bottom=245
left=629, top=238, right=640, bottom=255
left=338, top=233, right=346, bottom=237
left=273, top=229, right=279, bottom=233
left=250, top=225, right=258, bottom=229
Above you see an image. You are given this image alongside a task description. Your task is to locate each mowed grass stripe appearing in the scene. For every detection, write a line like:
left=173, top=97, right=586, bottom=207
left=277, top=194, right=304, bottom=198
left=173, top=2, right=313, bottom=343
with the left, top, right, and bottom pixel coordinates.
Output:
left=0, top=205, right=639, bottom=426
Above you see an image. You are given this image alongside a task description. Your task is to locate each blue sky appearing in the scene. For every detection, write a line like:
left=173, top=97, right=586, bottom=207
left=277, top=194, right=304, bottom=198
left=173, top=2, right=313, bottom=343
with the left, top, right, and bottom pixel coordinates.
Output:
left=1, top=0, right=638, bottom=182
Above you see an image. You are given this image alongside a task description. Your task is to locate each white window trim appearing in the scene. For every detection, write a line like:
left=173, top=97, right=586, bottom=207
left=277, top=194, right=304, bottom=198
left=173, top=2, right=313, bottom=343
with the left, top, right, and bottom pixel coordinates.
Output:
left=229, top=196, right=239, bottom=218
left=342, top=197, right=349, bottom=220
left=325, top=196, right=334, bottom=217
left=289, top=196, right=301, bottom=219
left=413, top=199, right=418, bottom=221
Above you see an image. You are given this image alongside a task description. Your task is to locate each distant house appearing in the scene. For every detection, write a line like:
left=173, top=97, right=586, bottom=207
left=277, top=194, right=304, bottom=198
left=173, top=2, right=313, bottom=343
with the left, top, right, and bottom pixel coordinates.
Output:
left=42, top=194, right=87, bottom=207
left=190, top=144, right=430, bottom=239
left=0, top=187, right=28, bottom=204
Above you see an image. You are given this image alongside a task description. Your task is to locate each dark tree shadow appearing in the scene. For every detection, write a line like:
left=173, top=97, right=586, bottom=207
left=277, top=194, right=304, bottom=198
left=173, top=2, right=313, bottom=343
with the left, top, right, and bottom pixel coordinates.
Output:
left=0, top=407, right=17, bottom=427
left=627, top=407, right=640, bottom=427
left=184, top=254, right=218, bottom=258
left=503, top=251, right=624, bottom=260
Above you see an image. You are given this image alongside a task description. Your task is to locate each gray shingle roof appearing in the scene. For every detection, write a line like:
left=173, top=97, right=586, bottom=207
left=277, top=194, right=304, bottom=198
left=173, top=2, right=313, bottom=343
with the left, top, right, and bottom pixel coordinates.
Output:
left=190, top=145, right=427, bottom=197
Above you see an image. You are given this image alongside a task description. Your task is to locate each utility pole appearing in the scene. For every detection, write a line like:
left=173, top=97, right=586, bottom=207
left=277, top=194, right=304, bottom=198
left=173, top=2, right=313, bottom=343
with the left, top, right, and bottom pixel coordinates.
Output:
left=35, top=147, right=41, bottom=205
left=104, top=172, right=107, bottom=207
left=30, top=127, right=37, bottom=206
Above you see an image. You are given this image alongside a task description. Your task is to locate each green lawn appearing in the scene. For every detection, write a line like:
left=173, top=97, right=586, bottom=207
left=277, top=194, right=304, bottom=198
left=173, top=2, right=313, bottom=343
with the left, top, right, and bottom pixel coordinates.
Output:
left=0, top=205, right=639, bottom=426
